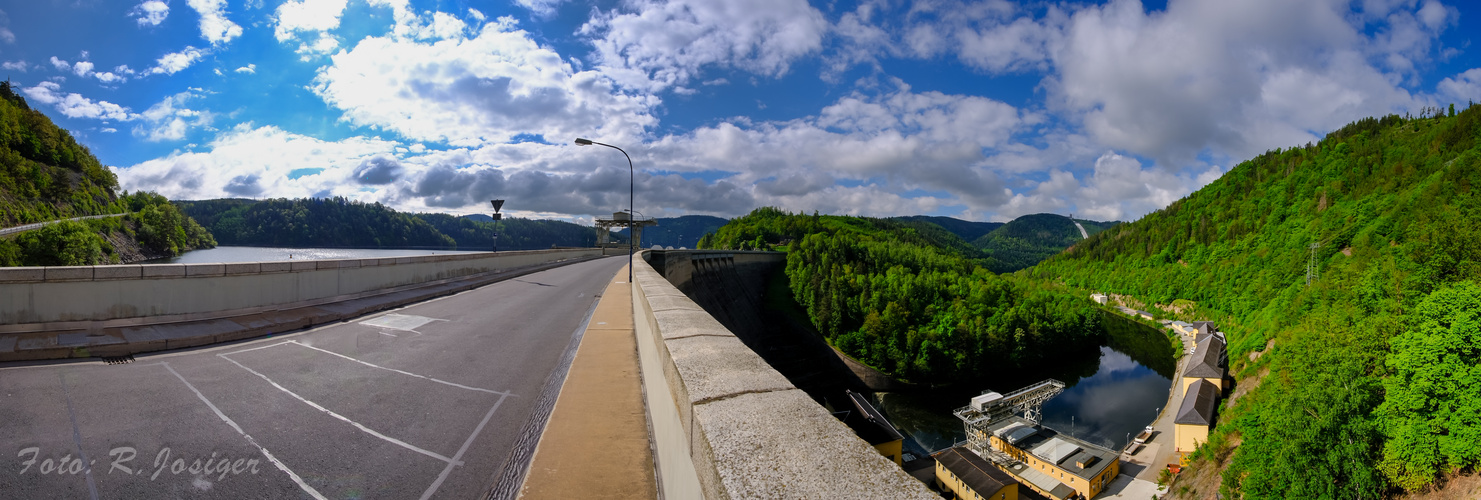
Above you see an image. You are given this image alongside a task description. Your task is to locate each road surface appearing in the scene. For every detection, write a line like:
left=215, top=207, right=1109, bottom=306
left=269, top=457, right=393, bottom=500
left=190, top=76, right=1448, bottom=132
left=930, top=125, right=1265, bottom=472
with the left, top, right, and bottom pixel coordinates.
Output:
left=0, top=213, right=128, bottom=237
left=0, top=256, right=625, bottom=499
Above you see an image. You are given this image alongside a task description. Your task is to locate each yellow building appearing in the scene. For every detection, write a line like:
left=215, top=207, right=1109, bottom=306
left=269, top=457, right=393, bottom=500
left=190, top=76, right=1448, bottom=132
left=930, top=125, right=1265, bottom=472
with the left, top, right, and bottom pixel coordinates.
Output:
left=983, top=417, right=1121, bottom=500
left=1174, top=379, right=1219, bottom=454
left=1181, top=334, right=1228, bottom=392
left=934, top=447, right=1019, bottom=500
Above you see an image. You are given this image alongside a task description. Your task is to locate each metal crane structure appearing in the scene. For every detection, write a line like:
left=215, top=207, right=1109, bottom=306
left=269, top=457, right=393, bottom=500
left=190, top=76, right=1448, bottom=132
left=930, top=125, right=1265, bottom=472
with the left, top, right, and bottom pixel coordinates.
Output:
left=953, top=379, right=1066, bottom=450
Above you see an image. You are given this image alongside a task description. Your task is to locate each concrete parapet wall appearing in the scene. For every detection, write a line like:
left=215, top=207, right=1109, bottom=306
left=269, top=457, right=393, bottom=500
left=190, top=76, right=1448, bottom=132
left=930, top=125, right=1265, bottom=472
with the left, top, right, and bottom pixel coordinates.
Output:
left=0, top=249, right=601, bottom=330
left=630, top=250, right=935, bottom=499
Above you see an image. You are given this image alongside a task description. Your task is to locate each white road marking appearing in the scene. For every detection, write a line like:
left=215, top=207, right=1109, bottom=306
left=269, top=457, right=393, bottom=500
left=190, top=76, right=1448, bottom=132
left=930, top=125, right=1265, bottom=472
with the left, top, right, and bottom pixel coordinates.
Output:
left=160, top=362, right=329, bottom=500
left=360, top=314, right=444, bottom=332
left=221, top=341, right=294, bottom=356
left=217, top=354, right=459, bottom=464
left=419, top=395, right=509, bottom=500
left=377, top=330, right=399, bottom=338
left=287, top=341, right=512, bottom=396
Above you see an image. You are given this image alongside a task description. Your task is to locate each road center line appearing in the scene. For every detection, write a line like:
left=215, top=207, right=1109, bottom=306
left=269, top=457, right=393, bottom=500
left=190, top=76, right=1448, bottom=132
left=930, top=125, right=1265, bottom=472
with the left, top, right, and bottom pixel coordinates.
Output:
left=216, top=353, right=459, bottom=464
left=420, top=395, right=509, bottom=500
left=287, top=341, right=512, bottom=396
left=160, top=362, right=328, bottom=500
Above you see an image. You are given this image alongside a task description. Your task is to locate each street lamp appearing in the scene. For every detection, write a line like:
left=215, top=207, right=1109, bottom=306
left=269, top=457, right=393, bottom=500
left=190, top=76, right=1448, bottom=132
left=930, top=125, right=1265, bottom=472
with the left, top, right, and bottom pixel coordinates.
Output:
left=574, top=138, right=634, bottom=283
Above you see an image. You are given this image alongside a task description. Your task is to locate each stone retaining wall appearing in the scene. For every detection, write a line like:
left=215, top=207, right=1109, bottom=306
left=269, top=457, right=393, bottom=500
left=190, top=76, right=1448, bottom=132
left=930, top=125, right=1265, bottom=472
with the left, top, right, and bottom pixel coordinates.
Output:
left=630, top=250, right=935, bottom=499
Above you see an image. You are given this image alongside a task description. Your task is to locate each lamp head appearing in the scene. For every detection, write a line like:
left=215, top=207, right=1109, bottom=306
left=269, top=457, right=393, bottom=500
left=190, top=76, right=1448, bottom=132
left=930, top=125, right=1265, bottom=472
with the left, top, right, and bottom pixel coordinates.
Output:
left=574, top=138, right=593, bottom=146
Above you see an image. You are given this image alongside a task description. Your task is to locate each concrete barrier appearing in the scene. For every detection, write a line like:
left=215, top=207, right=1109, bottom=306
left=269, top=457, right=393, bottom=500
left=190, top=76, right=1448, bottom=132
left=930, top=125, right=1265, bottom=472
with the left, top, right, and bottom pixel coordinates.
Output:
left=0, top=248, right=601, bottom=329
left=630, top=250, right=935, bottom=499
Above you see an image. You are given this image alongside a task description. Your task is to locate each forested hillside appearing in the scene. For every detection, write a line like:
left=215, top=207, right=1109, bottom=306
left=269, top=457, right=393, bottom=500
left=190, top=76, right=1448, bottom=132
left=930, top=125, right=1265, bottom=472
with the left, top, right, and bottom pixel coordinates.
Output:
left=176, top=198, right=606, bottom=250
left=698, top=207, right=1105, bottom=385
left=0, top=83, right=214, bottom=266
left=892, top=215, right=1003, bottom=242
left=972, top=213, right=1118, bottom=273
left=1033, top=105, right=1481, bottom=498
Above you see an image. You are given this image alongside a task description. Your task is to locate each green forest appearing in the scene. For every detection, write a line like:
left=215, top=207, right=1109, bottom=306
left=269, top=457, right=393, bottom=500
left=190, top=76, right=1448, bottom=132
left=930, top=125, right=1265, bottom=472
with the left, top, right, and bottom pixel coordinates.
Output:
left=699, top=207, right=1110, bottom=385
left=0, top=83, right=214, bottom=266
left=1032, top=105, right=1481, bottom=498
left=971, top=213, right=1118, bottom=273
left=176, top=197, right=609, bottom=250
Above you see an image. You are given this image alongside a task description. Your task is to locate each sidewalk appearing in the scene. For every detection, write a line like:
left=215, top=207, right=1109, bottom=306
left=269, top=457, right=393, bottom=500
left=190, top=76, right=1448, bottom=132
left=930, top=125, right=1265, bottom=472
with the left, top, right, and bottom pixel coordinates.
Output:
left=518, top=266, right=656, bottom=499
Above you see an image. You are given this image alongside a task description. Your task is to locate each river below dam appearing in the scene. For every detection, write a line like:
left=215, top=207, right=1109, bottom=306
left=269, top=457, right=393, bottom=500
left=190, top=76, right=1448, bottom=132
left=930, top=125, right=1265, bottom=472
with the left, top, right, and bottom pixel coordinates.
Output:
left=876, top=313, right=1176, bottom=457
left=145, top=246, right=482, bottom=264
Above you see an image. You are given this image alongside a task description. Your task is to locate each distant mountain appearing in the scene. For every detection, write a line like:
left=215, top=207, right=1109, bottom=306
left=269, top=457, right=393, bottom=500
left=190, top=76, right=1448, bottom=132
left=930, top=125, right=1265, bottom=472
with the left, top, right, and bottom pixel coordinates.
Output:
left=892, top=215, right=1003, bottom=242
left=175, top=198, right=610, bottom=250
left=617, top=215, right=727, bottom=249
left=970, top=213, right=1118, bottom=273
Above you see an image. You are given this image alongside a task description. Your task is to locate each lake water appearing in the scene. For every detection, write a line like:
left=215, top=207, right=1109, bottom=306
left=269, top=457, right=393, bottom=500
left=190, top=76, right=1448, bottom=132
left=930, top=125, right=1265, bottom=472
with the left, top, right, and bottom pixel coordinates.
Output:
left=145, top=246, right=483, bottom=264
left=877, top=314, right=1175, bottom=455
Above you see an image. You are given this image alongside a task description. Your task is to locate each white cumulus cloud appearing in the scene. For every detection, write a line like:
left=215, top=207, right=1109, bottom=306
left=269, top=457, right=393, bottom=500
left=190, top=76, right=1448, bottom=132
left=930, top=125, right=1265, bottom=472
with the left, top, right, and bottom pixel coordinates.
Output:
left=149, top=46, right=204, bottom=75
left=131, top=0, right=170, bottom=26
left=274, top=0, right=348, bottom=41
left=186, top=0, right=242, bottom=45
left=22, top=82, right=137, bottom=122
left=311, top=18, right=657, bottom=147
left=581, top=0, right=827, bottom=91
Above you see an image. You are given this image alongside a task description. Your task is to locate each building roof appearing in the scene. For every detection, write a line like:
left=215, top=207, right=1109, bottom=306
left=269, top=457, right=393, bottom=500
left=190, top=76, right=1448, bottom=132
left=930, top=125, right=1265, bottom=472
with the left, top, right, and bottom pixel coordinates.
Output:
left=1184, top=335, right=1227, bottom=379
left=1171, top=321, right=1192, bottom=328
left=1191, top=321, right=1217, bottom=336
left=935, top=447, right=1017, bottom=498
left=1175, top=379, right=1219, bottom=426
left=837, top=390, right=904, bottom=445
left=985, top=417, right=1118, bottom=482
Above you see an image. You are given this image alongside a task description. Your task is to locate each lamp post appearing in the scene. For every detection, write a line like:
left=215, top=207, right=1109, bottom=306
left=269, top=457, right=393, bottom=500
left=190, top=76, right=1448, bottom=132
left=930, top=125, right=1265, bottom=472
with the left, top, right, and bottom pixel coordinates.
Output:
left=574, top=138, right=634, bottom=283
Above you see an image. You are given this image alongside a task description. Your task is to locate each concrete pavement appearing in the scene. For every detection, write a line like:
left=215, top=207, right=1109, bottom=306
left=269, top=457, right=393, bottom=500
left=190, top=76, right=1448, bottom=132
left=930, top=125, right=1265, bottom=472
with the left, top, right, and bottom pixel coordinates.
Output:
left=0, top=256, right=625, bottom=499
left=518, top=266, right=656, bottom=499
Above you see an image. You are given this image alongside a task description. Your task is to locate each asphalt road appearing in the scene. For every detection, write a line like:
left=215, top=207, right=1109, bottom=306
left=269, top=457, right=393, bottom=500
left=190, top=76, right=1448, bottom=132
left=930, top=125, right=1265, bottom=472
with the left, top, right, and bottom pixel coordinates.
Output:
left=0, top=256, right=626, bottom=499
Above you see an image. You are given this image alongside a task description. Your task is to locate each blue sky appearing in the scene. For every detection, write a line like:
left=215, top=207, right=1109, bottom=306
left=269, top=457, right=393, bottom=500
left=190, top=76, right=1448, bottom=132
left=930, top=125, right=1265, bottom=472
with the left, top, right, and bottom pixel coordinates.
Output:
left=2, top=0, right=1478, bottom=224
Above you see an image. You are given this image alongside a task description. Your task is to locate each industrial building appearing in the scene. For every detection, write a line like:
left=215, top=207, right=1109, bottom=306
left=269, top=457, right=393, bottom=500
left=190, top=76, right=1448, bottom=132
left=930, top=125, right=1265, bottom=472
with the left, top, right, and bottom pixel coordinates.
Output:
left=1174, top=379, right=1219, bottom=454
left=934, top=446, right=1019, bottom=500
left=953, top=380, right=1121, bottom=500
left=982, top=417, right=1121, bottom=499
left=1173, top=323, right=1228, bottom=460
left=1182, top=329, right=1228, bottom=392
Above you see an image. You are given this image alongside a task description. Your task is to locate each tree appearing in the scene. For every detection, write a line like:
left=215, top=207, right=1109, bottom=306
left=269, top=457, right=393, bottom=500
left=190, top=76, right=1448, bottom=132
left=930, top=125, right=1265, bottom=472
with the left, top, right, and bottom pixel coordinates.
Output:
left=1378, top=282, right=1481, bottom=491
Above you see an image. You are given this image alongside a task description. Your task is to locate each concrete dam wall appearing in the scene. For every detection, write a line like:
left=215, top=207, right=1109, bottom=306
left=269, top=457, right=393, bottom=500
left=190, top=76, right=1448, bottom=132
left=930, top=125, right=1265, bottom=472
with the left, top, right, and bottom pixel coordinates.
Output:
left=629, top=249, right=933, bottom=498
left=644, top=250, right=903, bottom=400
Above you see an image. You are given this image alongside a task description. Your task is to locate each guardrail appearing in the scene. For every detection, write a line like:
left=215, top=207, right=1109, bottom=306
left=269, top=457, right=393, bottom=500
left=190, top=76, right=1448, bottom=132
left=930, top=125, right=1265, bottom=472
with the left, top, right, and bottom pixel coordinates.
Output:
left=0, top=213, right=128, bottom=237
left=629, top=250, right=935, bottom=499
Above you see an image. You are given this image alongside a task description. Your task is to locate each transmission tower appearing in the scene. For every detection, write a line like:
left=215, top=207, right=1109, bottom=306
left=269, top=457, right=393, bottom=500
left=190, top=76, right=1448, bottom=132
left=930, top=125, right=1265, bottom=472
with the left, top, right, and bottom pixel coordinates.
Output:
left=1305, top=241, right=1320, bottom=285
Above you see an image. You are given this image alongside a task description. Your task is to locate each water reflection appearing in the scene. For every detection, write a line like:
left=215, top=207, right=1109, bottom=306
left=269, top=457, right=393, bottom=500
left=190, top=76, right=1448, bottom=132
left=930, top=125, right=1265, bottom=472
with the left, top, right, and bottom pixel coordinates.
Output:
left=879, top=315, right=1174, bottom=455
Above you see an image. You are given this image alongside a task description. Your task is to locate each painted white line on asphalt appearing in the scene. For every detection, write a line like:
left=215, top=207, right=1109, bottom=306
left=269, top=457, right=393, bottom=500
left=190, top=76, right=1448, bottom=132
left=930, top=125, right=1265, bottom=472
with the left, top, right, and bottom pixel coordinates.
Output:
left=420, top=395, right=509, bottom=500
left=287, top=341, right=513, bottom=396
left=378, top=330, right=399, bottom=337
left=160, top=362, right=329, bottom=500
left=217, top=353, right=459, bottom=464
left=221, top=341, right=294, bottom=356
